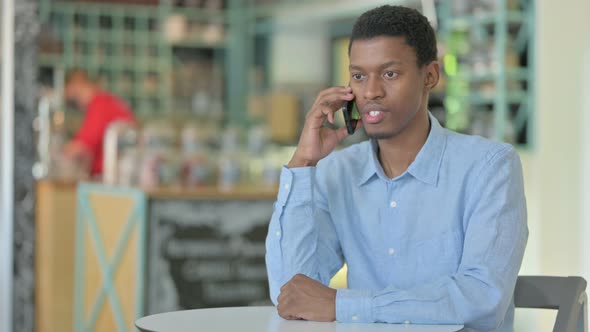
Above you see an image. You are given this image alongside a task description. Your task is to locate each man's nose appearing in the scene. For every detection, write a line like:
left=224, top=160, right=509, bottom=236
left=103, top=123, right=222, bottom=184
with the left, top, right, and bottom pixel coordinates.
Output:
left=363, top=77, right=385, bottom=100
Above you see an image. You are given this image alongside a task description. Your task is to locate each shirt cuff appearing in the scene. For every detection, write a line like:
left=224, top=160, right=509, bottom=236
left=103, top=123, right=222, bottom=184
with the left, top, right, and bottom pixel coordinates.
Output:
left=336, top=288, right=374, bottom=323
left=276, top=166, right=315, bottom=205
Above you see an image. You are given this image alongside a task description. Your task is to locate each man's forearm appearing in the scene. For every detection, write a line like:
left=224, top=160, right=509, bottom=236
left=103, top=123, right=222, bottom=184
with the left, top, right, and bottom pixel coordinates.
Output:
left=266, top=166, right=321, bottom=303
left=266, top=161, right=345, bottom=310
left=335, top=266, right=520, bottom=331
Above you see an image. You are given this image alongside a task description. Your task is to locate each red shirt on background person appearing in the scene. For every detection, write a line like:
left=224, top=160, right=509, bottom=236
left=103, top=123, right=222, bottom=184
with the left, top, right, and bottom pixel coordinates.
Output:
left=63, top=69, right=136, bottom=176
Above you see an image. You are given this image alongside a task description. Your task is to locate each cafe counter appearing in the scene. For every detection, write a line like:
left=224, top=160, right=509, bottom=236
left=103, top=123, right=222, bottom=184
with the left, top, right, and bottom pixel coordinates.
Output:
left=35, top=180, right=277, bottom=332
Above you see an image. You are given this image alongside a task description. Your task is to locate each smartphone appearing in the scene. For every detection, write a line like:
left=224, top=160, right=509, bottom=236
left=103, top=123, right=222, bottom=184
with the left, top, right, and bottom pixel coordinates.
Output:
left=341, top=88, right=359, bottom=135
left=342, top=100, right=355, bottom=135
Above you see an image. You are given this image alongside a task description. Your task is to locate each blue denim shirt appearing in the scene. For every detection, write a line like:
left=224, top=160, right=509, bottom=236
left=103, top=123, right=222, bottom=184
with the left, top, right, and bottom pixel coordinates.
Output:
left=266, top=114, right=528, bottom=331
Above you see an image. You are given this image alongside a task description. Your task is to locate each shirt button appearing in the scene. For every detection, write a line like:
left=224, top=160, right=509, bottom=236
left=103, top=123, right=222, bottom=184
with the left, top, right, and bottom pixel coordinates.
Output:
left=388, top=248, right=395, bottom=255
left=284, top=183, right=290, bottom=190
left=351, top=315, right=359, bottom=321
left=275, top=231, right=281, bottom=237
left=390, top=200, right=397, bottom=208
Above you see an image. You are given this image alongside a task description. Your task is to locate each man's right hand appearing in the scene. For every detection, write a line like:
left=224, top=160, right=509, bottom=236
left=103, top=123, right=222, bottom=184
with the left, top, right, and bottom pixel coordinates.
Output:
left=288, top=86, right=361, bottom=168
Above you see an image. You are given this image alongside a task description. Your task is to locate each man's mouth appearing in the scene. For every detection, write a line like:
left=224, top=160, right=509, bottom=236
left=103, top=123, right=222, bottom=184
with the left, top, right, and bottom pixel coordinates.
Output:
left=362, top=107, right=387, bottom=124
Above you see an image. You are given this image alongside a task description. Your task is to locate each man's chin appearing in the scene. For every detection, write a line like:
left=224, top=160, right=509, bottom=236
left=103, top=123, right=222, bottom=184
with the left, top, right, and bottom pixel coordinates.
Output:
left=366, top=130, right=396, bottom=140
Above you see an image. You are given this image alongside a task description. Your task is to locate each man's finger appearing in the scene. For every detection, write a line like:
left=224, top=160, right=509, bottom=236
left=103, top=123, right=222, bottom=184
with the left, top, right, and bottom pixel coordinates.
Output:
left=280, top=280, right=291, bottom=293
left=314, top=86, right=350, bottom=105
left=309, top=92, right=354, bottom=120
left=327, top=110, right=335, bottom=124
left=293, top=273, right=305, bottom=281
left=277, top=301, right=299, bottom=321
left=277, top=305, right=289, bottom=319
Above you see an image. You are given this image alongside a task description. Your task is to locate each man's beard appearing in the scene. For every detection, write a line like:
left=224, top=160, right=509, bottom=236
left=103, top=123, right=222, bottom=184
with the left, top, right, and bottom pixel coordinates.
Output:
left=366, top=128, right=398, bottom=140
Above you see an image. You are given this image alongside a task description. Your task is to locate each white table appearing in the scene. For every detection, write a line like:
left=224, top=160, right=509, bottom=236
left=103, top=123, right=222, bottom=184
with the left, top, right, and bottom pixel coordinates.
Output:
left=135, top=306, right=464, bottom=332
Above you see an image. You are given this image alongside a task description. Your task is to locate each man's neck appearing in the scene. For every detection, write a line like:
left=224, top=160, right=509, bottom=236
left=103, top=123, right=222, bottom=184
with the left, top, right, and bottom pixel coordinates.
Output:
left=377, top=111, right=430, bottom=179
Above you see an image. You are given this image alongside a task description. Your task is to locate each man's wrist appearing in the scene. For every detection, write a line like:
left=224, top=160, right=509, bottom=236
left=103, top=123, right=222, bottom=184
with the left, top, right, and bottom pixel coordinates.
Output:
left=328, top=288, right=337, bottom=321
left=287, top=155, right=317, bottom=168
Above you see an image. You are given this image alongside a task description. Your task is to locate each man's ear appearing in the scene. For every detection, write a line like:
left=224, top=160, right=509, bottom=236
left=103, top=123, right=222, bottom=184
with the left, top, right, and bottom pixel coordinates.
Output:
left=424, top=61, right=440, bottom=91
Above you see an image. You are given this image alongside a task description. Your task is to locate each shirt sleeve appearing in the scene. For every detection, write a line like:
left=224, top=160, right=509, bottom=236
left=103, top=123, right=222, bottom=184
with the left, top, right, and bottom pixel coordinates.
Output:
left=335, top=146, right=528, bottom=331
left=265, top=165, right=344, bottom=305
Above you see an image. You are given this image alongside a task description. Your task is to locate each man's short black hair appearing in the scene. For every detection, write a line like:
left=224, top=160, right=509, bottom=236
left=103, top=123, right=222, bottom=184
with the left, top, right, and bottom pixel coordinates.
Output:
left=349, top=5, right=437, bottom=67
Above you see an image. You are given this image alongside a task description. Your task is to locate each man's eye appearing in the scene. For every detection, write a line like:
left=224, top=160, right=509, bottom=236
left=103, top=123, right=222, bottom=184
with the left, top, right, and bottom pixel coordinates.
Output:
left=352, top=73, right=364, bottom=80
left=384, top=71, right=397, bottom=78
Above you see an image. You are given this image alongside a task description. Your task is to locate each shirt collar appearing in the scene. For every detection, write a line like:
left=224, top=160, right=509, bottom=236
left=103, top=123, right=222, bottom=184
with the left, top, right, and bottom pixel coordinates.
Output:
left=357, top=112, right=447, bottom=186
left=356, top=140, right=382, bottom=186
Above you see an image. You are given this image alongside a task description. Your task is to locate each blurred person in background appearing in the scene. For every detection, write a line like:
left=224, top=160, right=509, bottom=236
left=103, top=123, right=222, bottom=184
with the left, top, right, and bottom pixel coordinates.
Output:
left=61, top=68, right=135, bottom=177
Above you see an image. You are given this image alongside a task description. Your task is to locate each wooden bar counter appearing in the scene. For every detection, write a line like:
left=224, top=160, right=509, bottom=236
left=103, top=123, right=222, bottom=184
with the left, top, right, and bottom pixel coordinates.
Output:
left=35, top=179, right=79, bottom=332
left=72, top=183, right=277, bottom=332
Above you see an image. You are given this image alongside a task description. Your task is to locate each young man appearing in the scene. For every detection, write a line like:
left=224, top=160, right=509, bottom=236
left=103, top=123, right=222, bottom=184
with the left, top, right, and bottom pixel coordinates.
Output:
left=62, top=69, right=135, bottom=176
left=265, top=5, right=528, bottom=332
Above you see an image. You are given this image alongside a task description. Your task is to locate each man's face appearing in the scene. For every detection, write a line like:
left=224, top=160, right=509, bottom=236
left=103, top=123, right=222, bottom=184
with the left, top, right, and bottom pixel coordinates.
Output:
left=349, top=36, right=435, bottom=140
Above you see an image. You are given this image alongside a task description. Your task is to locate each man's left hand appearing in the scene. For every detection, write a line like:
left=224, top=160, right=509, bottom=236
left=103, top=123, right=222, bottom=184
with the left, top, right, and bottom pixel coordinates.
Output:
left=277, top=274, right=337, bottom=322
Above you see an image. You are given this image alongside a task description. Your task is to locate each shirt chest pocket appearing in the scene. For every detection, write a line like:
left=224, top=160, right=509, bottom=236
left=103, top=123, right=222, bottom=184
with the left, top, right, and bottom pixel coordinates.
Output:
left=398, top=230, right=463, bottom=286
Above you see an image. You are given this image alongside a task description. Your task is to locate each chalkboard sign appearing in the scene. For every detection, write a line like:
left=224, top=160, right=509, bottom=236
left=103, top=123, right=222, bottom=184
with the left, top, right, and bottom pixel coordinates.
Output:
left=146, top=200, right=274, bottom=314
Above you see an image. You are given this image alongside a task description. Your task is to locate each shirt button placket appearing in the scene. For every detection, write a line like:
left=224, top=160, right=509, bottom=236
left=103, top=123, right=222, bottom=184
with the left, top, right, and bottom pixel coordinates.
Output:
left=386, top=182, right=399, bottom=261
left=388, top=180, right=398, bottom=209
